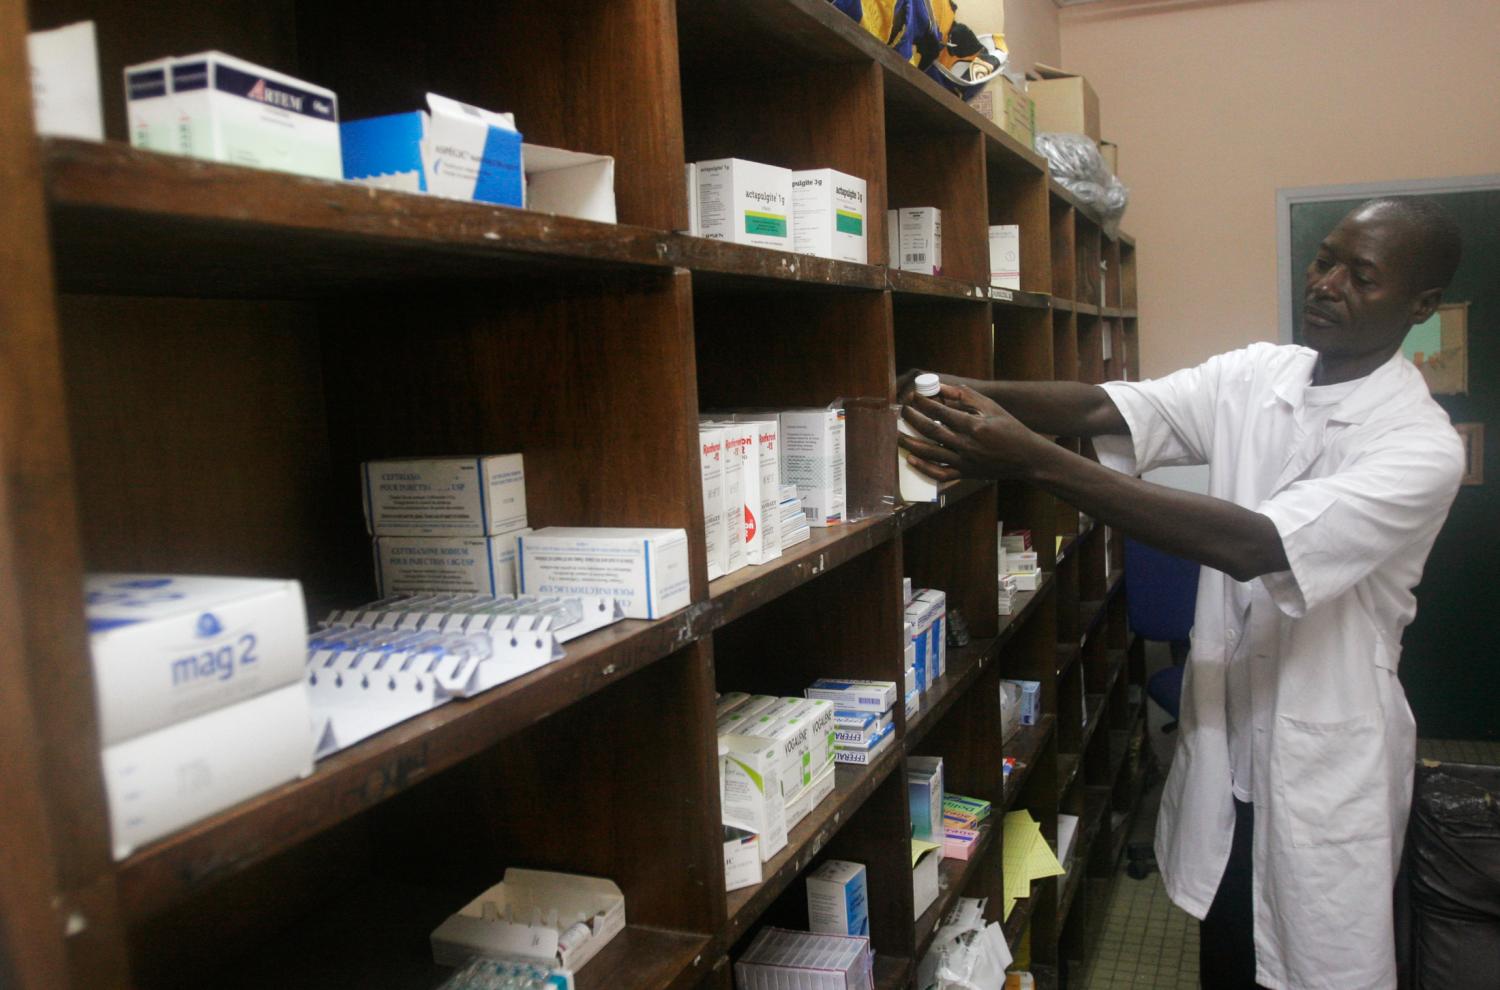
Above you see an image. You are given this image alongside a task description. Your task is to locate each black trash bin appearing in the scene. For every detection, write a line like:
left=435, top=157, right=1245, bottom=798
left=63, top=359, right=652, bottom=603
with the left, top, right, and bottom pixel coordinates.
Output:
left=1399, top=761, right=1500, bottom=989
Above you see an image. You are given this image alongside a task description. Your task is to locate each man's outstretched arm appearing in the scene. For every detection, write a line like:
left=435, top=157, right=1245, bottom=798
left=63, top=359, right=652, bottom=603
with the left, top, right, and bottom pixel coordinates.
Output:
left=898, top=369, right=1128, bottom=439
left=900, top=384, right=1289, bottom=582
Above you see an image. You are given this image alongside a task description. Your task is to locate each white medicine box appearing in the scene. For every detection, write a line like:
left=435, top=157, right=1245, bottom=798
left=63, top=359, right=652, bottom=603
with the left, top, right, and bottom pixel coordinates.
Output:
left=792, top=169, right=868, bottom=264
left=890, top=207, right=942, bottom=275
left=517, top=527, right=691, bottom=621
left=430, top=868, right=625, bottom=972
left=362, top=454, right=526, bottom=537
left=693, top=158, right=793, bottom=251
left=989, top=224, right=1020, bottom=289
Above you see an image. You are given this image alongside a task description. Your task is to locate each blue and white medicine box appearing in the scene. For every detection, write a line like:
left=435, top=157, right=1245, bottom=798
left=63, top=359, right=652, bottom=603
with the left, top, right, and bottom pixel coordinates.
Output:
left=83, top=573, right=308, bottom=747
left=517, top=527, right=690, bottom=620
left=342, top=92, right=523, bottom=207
left=907, top=755, right=944, bottom=842
left=806, top=859, right=870, bottom=936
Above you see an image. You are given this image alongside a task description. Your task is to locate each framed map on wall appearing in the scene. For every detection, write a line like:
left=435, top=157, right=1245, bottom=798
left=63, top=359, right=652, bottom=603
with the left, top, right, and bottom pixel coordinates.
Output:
left=1403, top=302, right=1469, bottom=395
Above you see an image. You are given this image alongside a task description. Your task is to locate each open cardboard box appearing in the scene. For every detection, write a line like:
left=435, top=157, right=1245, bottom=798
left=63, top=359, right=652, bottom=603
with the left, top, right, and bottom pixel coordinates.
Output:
left=431, top=868, right=626, bottom=971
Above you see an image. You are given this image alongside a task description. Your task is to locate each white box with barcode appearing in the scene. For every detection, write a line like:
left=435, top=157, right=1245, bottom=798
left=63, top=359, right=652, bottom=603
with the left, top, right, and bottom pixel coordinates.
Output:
left=893, top=207, right=942, bottom=275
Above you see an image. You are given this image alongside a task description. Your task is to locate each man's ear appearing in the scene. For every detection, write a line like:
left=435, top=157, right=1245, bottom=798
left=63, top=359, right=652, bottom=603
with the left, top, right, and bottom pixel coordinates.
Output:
left=1410, top=287, right=1443, bottom=325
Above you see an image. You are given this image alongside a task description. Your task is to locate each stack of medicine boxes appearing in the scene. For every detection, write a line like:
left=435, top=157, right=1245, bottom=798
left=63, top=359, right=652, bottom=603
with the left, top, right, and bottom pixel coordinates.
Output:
left=363, top=456, right=529, bottom=598
left=83, top=574, right=316, bottom=861
left=808, top=678, right=899, bottom=766
left=717, top=693, right=838, bottom=891
left=699, top=408, right=848, bottom=581
left=1000, top=525, right=1039, bottom=592
left=904, top=581, right=948, bottom=715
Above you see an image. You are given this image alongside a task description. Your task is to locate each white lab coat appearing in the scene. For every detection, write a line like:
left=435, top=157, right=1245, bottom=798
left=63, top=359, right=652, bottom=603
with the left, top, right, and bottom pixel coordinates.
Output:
left=1095, top=344, right=1464, bottom=990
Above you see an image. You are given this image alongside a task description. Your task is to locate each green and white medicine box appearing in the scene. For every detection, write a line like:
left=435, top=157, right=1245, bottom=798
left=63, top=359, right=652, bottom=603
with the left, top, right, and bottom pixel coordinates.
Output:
left=792, top=169, right=867, bottom=264
left=693, top=158, right=793, bottom=250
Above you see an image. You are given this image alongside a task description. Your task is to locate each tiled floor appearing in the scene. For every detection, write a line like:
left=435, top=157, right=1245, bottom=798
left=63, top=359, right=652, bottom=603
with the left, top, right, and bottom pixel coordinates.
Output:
left=1072, top=643, right=1500, bottom=990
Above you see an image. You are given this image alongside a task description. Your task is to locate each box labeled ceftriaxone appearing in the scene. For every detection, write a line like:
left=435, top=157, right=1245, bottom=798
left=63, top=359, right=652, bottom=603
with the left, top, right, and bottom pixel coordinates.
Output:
left=374, top=532, right=528, bottom=598
left=779, top=407, right=846, bottom=527
left=340, top=92, right=523, bottom=207
left=362, top=454, right=526, bottom=537
left=693, top=158, right=793, bottom=250
left=792, top=169, right=867, bottom=264
left=516, top=527, right=690, bottom=620
left=83, top=573, right=308, bottom=746
left=168, top=51, right=341, bottom=179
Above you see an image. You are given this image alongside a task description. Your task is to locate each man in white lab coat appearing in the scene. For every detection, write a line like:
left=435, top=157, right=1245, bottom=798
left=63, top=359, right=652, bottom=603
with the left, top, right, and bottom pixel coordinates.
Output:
left=899, top=197, right=1465, bottom=989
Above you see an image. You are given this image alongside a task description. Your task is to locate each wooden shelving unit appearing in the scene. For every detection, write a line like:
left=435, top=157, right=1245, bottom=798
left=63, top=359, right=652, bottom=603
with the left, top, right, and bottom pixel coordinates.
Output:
left=1, top=1, right=1145, bottom=987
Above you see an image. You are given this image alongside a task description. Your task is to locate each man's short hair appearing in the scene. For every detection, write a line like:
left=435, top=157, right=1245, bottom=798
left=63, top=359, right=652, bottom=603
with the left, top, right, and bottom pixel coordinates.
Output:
left=1356, top=196, right=1463, bottom=291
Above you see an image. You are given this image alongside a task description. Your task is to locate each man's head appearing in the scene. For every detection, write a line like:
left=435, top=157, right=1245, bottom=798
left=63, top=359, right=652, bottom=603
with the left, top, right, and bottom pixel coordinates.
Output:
left=1301, top=196, right=1462, bottom=362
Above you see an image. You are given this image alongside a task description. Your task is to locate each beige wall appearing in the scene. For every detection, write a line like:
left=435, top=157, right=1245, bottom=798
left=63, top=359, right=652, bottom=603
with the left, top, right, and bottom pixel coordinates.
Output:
left=1059, top=0, right=1500, bottom=378
left=1003, top=0, right=1061, bottom=76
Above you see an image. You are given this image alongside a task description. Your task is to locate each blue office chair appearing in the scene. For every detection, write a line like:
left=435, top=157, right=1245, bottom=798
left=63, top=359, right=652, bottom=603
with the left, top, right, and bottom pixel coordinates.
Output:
left=1124, top=538, right=1199, bottom=730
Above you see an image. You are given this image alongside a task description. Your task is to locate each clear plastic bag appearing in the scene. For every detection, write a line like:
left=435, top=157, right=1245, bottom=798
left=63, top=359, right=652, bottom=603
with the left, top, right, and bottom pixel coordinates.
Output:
left=1035, top=132, right=1130, bottom=237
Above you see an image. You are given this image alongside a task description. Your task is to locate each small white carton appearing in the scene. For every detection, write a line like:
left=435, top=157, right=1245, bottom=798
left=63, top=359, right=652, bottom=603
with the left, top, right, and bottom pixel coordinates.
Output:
left=778, top=407, right=846, bottom=527
left=989, top=224, right=1020, bottom=289
left=807, top=860, right=870, bottom=937
left=29, top=20, right=103, bottom=141
left=835, top=722, right=895, bottom=766
left=692, top=157, right=793, bottom=250
left=748, top=714, right=813, bottom=809
left=123, top=57, right=176, bottom=152
left=912, top=839, right=942, bottom=919
left=894, top=207, right=942, bottom=275
left=743, top=419, right=782, bottom=564
left=362, top=454, right=526, bottom=537
left=807, top=678, right=898, bottom=713
left=724, top=825, right=763, bottom=893
left=101, top=683, right=315, bottom=860
left=169, top=51, right=341, bottom=179
left=374, top=531, right=528, bottom=598
left=915, top=589, right=947, bottom=680
left=699, top=426, right=728, bottom=581
left=523, top=143, right=616, bottom=223
left=430, top=868, right=626, bottom=971
left=715, top=421, right=765, bottom=566
left=517, top=527, right=690, bottom=621
left=792, top=169, right=868, bottom=264
left=83, top=573, right=308, bottom=746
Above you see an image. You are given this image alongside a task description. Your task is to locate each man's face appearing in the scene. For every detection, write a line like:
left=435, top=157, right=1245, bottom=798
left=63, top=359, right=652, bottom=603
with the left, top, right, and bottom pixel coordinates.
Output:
left=1301, top=208, right=1429, bottom=359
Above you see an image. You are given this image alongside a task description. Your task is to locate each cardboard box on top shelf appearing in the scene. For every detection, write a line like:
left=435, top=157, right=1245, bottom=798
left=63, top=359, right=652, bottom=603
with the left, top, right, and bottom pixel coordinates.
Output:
left=1099, top=139, right=1119, bottom=176
left=1028, top=63, right=1099, bottom=141
left=970, top=74, right=1035, bottom=150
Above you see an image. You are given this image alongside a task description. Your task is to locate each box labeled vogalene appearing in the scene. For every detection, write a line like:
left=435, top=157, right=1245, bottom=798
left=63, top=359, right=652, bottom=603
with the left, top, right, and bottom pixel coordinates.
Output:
left=517, top=528, right=690, bottom=620
left=83, top=573, right=308, bottom=746
left=792, top=169, right=868, bottom=264
left=374, top=532, right=527, bottom=598
left=362, top=454, right=526, bottom=537
left=693, top=158, right=793, bottom=250
left=169, top=51, right=341, bottom=179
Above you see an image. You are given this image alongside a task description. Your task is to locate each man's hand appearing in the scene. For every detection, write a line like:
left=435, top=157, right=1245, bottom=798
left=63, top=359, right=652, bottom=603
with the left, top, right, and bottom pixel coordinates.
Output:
left=898, top=383, right=1045, bottom=482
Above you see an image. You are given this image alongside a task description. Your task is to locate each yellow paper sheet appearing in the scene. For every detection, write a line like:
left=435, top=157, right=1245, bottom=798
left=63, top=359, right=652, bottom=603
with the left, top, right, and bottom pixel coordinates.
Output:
left=1001, top=810, right=1066, bottom=919
left=911, top=837, right=941, bottom=867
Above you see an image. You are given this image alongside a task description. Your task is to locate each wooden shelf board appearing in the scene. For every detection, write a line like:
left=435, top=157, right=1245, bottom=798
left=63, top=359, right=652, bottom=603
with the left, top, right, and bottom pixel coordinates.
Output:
left=44, top=139, right=678, bottom=297
left=196, top=875, right=710, bottom=990
left=1073, top=301, right=1102, bottom=317
left=1002, top=879, right=1039, bottom=951
left=675, top=234, right=885, bottom=293
left=1002, top=715, right=1055, bottom=812
left=874, top=954, right=915, bottom=990
left=1057, top=788, right=1110, bottom=930
left=887, top=268, right=994, bottom=302
left=117, top=606, right=708, bottom=920
left=1079, top=600, right=1105, bottom=645
left=914, top=819, right=999, bottom=960
left=709, top=513, right=894, bottom=628
left=906, top=637, right=995, bottom=751
left=721, top=744, right=901, bottom=948
left=1056, top=643, right=1081, bottom=679
left=896, top=479, right=992, bottom=531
